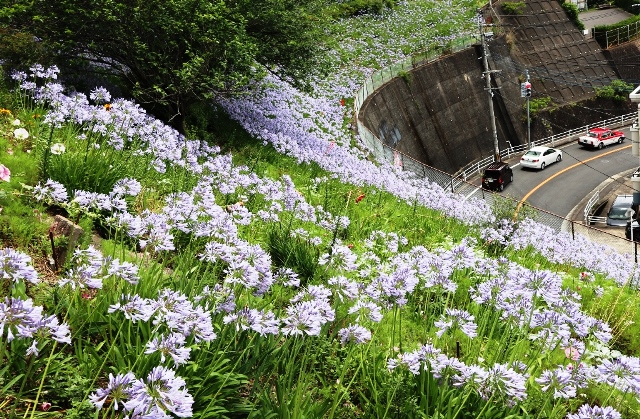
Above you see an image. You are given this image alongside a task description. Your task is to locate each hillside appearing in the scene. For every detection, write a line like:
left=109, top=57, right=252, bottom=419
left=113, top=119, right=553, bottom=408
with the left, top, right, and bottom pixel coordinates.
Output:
left=2, top=2, right=640, bottom=418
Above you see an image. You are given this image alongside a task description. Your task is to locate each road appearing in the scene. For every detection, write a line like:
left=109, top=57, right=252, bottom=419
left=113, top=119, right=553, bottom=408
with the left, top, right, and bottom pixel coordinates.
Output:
left=468, top=126, right=637, bottom=217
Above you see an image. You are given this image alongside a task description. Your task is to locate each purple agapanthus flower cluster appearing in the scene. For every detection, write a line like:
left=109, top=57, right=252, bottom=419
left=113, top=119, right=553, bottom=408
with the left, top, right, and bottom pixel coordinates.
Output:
left=0, top=247, right=39, bottom=284
left=58, top=245, right=139, bottom=289
left=0, top=297, right=71, bottom=354
left=566, top=404, right=622, bottom=419
left=89, top=366, right=194, bottom=418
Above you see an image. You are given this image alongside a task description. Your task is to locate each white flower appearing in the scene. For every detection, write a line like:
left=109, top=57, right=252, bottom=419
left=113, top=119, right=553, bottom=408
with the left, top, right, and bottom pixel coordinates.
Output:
left=13, top=128, right=29, bottom=140
left=50, top=143, right=66, bottom=155
left=11, top=119, right=21, bottom=126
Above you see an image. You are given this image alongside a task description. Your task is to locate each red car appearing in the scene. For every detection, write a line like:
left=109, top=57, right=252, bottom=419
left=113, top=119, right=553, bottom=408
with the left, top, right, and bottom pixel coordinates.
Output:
left=578, top=127, right=625, bottom=149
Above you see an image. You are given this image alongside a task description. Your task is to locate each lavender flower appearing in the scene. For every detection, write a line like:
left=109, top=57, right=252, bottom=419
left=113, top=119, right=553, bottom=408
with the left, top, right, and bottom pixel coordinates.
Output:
left=144, top=333, right=191, bottom=365
left=434, top=308, right=477, bottom=339
left=338, top=324, right=372, bottom=344
left=33, top=179, right=69, bottom=204
left=566, top=404, right=621, bottom=419
left=109, top=294, right=157, bottom=322
left=535, top=365, right=577, bottom=399
left=89, top=372, right=137, bottom=410
left=0, top=248, right=39, bottom=284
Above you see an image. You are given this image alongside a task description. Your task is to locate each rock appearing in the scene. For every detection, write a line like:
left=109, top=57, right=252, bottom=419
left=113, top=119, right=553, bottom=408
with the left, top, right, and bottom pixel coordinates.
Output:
left=49, top=215, right=84, bottom=269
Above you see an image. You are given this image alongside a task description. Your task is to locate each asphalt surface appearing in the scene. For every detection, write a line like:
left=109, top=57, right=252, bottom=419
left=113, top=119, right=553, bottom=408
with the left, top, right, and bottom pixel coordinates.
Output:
left=580, top=7, right=634, bottom=32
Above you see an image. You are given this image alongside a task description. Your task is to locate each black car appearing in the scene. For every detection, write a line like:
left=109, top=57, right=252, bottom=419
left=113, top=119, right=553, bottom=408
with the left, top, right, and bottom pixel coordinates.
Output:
left=481, top=161, right=513, bottom=192
left=626, top=220, right=640, bottom=242
left=606, top=194, right=634, bottom=227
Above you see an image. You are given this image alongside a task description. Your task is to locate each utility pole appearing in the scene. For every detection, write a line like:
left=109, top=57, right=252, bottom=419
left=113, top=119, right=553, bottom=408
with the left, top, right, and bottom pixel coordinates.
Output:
left=526, top=70, right=531, bottom=150
left=479, top=10, right=500, bottom=162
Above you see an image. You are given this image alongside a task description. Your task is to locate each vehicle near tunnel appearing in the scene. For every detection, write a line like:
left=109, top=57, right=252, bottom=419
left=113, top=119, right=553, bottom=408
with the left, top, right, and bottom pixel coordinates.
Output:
left=481, top=161, right=513, bottom=192
left=606, top=194, right=634, bottom=226
left=578, top=127, right=625, bottom=149
left=520, top=146, right=562, bottom=170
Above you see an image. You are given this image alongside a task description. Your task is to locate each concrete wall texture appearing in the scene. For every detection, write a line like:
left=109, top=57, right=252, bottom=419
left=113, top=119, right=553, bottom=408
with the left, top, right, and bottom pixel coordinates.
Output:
left=358, top=0, right=636, bottom=175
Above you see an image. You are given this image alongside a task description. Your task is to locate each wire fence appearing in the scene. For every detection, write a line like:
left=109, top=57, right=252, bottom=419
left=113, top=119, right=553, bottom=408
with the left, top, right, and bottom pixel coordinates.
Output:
left=353, top=45, right=640, bottom=261
left=593, top=20, right=640, bottom=48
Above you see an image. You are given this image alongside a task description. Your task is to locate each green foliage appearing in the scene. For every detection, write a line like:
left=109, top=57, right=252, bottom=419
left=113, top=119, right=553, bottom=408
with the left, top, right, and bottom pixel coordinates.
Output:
left=398, top=70, right=412, bottom=85
left=595, top=79, right=635, bottom=102
left=528, top=96, right=554, bottom=116
left=1, top=0, right=329, bottom=133
left=328, top=0, right=398, bottom=18
left=267, top=225, right=321, bottom=285
left=501, top=2, right=526, bottom=15
left=561, top=1, right=585, bottom=30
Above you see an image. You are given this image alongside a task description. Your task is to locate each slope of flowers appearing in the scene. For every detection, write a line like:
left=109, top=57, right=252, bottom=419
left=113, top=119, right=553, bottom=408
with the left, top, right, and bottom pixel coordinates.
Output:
left=2, top=61, right=640, bottom=417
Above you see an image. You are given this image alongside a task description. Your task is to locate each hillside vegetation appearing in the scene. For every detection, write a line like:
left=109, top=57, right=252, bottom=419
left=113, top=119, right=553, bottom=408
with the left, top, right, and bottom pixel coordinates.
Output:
left=2, top=1, right=640, bottom=418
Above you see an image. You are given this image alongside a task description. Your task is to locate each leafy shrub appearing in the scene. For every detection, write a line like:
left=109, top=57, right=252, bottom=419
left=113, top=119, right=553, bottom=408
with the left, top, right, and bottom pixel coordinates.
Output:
left=528, top=96, right=553, bottom=116
left=329, top=0, right=397, bottom=18
left=561, top=1, right=585, bottom=30
left=595, top=79, right=635, bottom=102
left=501, top=1, right=526, bottom=15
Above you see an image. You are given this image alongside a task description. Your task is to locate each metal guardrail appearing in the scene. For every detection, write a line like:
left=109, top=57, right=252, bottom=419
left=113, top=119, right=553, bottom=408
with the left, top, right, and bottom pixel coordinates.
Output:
left=584, top=189, right=601, bottom=223
left=352, top=45, right=640, bottom=259
left=593, top=20, right=640, bottom=48
left=453, top=113, right=637, bottom=186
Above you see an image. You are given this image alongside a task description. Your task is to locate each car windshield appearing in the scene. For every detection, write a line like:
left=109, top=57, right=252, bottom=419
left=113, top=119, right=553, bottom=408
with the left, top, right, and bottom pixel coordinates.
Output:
left=609, top=206, right=631, bottom=219
left=483, top=170, right=500, bottom=177
left=524, top=151, right=541, bottom=156
left=588, top=132, right=598, bottom=137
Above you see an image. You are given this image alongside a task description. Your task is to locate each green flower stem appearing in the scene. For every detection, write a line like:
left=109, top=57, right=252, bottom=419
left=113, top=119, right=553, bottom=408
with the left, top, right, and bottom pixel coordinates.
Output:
left=29, top=339, right=58, bottom=419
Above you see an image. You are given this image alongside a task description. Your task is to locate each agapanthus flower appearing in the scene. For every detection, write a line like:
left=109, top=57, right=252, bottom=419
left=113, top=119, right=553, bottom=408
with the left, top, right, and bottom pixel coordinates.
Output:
left=535, top=365, right=577, bottom=399
left=0, top=248, right=39, bottom=284
left=223, top=307, right=279, bottom=336
left=126, top=366, right=194, bottom=418
left=565, top=404, right=621, bottom=419
left=106, top=260, right=140, bottom=285
left=89, top=372, right=137, bottom=410
left=318, top=244, right=358, bottom=271
left=193, top=284, right=236, bottom=314
left=434, top=308, right=477, bottom=339
left=33, top=179, right=68, bottom=204
left=274, top=267, right=300, bottom=288
left=90, top=86, right=112, bottom=104
left=111, top=178, right=142, bottom=197
left=108, top=294, right=156, bottom=322
left=144, top=332, right=191, bottom=365
left=348, top=299, right=384, bottom=323
left=338, top=324, right=372, bottom=344
left=475, top=363, right=528, bottom=406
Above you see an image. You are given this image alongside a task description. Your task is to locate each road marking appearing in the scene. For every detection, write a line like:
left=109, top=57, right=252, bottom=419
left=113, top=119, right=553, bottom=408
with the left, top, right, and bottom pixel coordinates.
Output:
left=515, top=144, right=632, bottom=214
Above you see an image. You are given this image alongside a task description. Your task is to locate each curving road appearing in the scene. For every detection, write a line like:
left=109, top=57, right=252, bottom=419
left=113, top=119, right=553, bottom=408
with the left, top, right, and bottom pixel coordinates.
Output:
left=469, top=126, right=637, bottom=218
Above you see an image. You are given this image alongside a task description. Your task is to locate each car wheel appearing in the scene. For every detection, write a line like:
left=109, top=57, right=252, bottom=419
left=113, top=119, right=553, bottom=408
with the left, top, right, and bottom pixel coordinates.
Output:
left=619, top=137, right=625, bottom=144
left=556, top=154, right=562, bottom=162
left=598, top=142, right=604, bottom=150
left=499, top=183, right=504, bottom=192
left=540, top=162, right=546, bottom=170
left=510, top=174, right=513, bottom=183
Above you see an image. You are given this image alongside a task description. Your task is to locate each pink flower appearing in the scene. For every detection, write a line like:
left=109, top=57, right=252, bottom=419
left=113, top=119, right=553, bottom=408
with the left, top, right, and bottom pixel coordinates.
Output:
left=564, top=346, right=581, bottom=361
left=0, top=164, right=10, bottom=182
left=41, top=402, right=51, bottom=411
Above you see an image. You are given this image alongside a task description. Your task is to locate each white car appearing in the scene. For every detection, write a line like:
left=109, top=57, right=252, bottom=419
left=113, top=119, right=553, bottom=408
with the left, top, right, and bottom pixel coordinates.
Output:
left=520, top=146, right=562, bottom=170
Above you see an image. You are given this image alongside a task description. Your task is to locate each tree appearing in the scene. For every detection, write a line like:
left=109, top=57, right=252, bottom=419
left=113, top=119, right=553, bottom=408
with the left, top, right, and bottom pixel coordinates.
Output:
left=2, top=0, right=328, bottom=132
